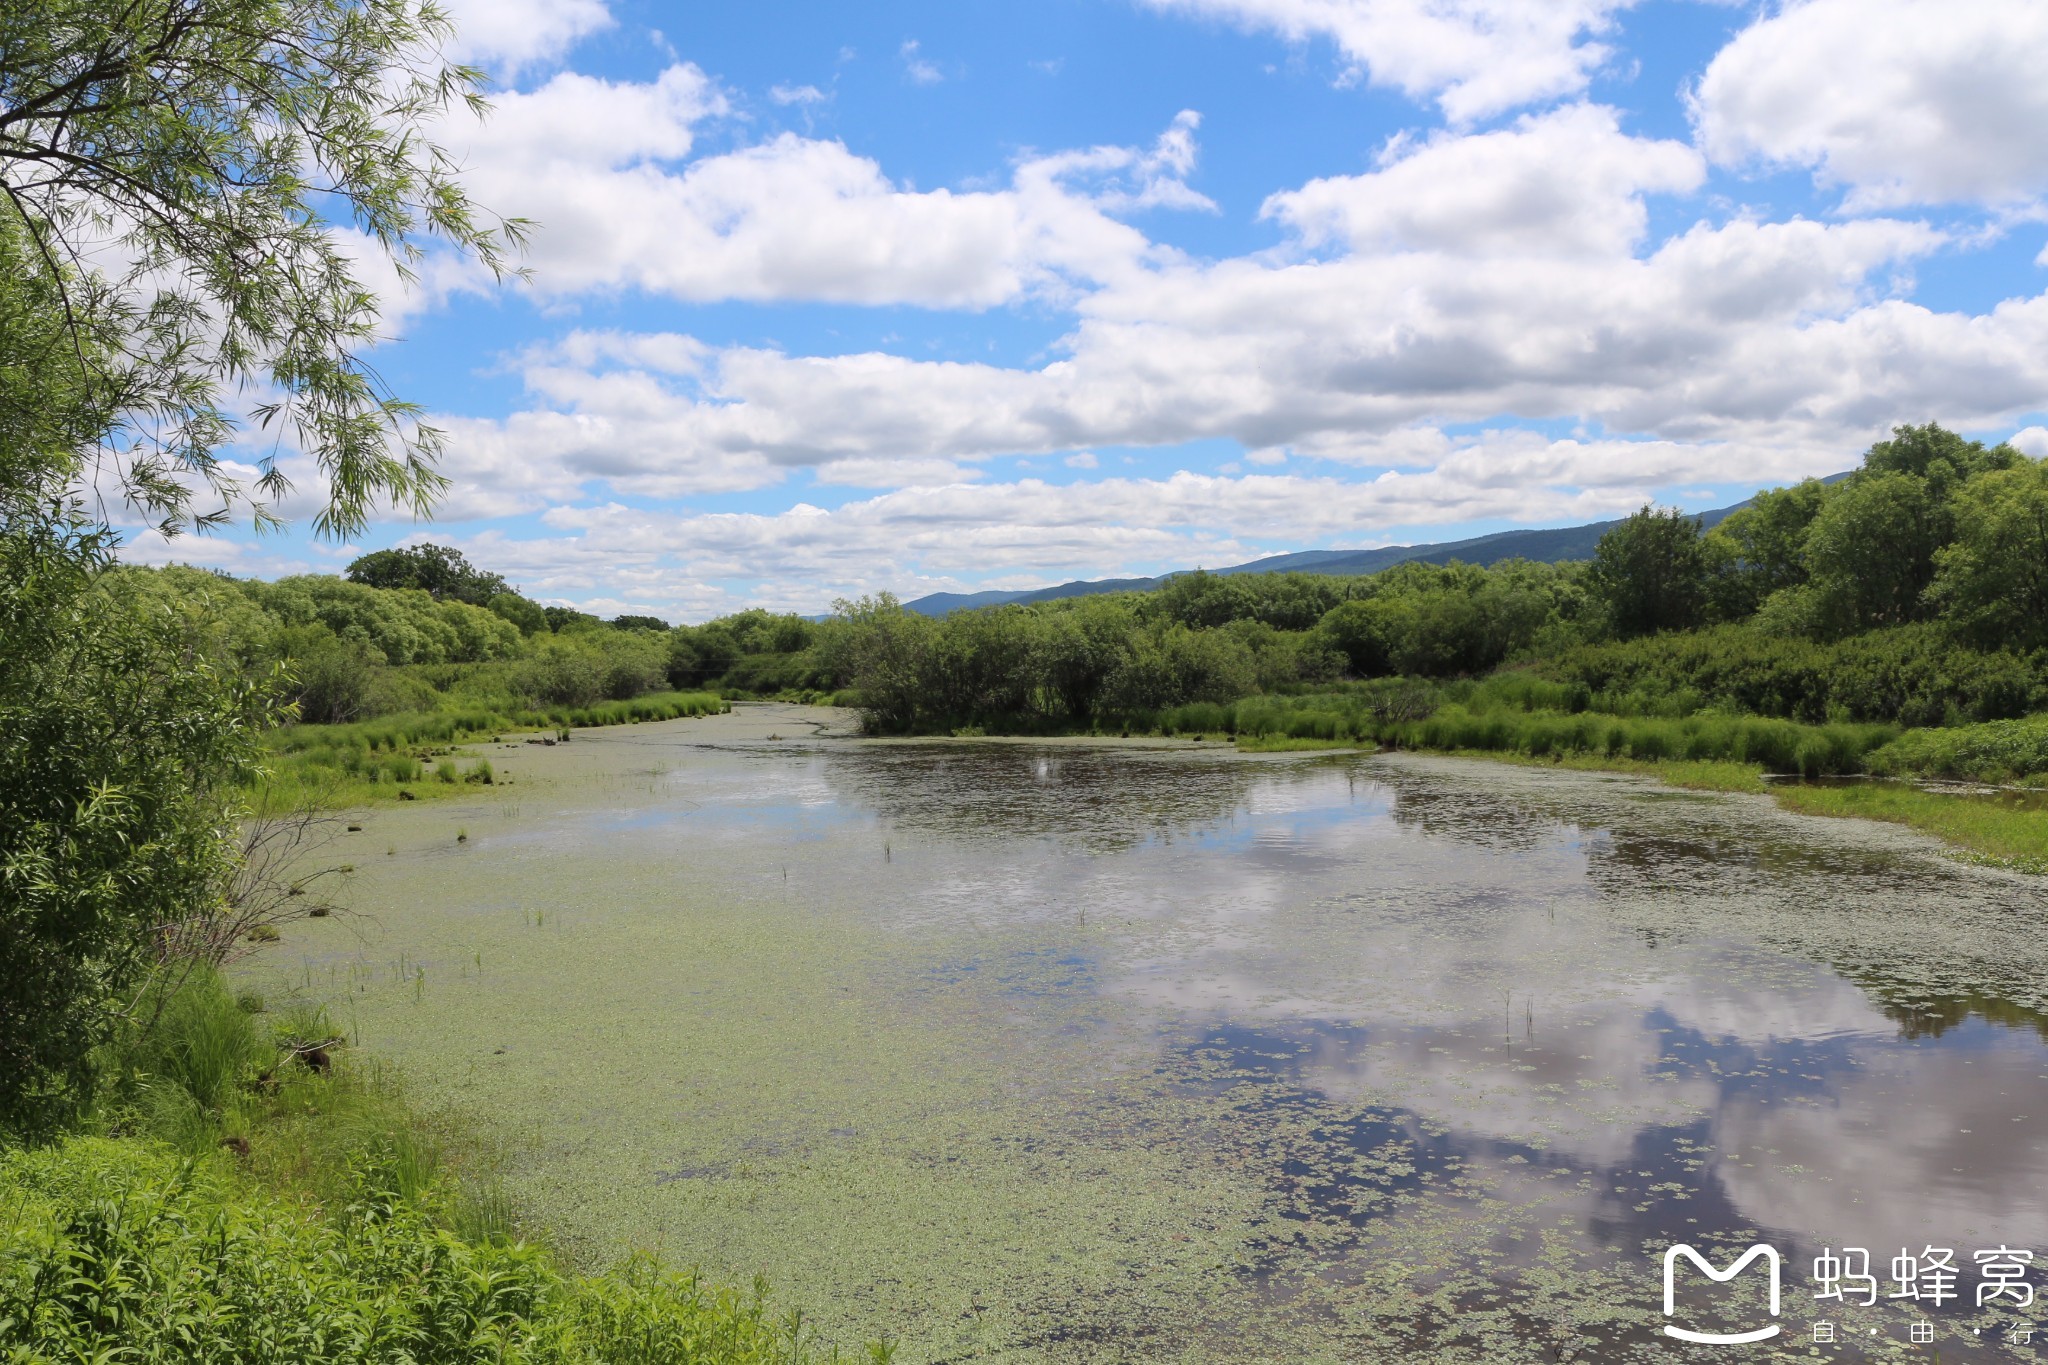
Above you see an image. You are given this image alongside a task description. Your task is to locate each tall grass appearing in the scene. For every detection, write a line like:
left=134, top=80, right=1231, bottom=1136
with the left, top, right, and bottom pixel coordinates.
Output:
left=1862, top=714, right=2048, bottom=783
left=1776, top=783, right=2048, bottom=871
left=260, top=690, right=727, bottom=805
left=1152, top=689, right=1897, bottom=777
left=1387, top=707, right=1894, bottom=777
left=0, top=1137, right=860, bottom=1363
left=3, top=969, right=874, bottom=1362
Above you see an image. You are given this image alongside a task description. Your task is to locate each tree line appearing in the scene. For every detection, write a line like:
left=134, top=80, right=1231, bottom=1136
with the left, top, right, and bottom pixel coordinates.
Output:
left=809, top=424, right=2048, bottom=734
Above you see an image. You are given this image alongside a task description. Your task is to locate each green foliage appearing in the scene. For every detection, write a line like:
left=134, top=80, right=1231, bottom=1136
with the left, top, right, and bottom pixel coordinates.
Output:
left=1802, top=470, right=1942, bottom=632
left=1312, top=560, right=1572, bottom=677
left=0, top=0, right=526, bottom=536
left=1543, top=623, right=2045, bottom=727
left=0, top=968, right=846, bottom=1363
left=489, top=592, right=550, bottom=637
left=0, top=1143, right=833, bottom=1365
left=1587, top=505, right=1709, bottom=638
left=0, top=219, right=115, bottom=511
left=347, top=544, right=512, bottom=606
left=1144, top=684, right=1892, bottom=777
left=1863, top=421, right=2022, bottom=498
left=1380, top=706, right=1891, bottom=777
left=1929, top=460, right=2048, bottom=649
left=1776, top=782, right=2048, bottom=872
left=260, top=692, right=726, bottom=803
left=262, top=576, right=525, bottom=667
left=0, top=514, right=265, bottom=1135
left=1703, top=480, right=1825, bottom=620
left=543, top=606, right=603, bottom=634
left=1145, top=570, right=1347, bottom=631
left=1863, top=715, right=2048, bottom=783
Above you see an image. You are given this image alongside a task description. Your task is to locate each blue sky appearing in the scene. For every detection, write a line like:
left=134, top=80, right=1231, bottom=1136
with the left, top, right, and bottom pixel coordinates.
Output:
left=130, top=0, right=2048, bottom=620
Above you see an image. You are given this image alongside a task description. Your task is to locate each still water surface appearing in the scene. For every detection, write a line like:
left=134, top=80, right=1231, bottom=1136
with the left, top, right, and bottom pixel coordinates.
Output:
left=283, top=707, right=2048, bottom=1361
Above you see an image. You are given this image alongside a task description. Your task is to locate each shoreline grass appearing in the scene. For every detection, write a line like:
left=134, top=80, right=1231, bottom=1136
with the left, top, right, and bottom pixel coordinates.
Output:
left=1233, top=733, right=1374, bottom=753
left=1428, top=748, right=1769, bottom=794
left=1773, top=781, right=2048, bottom=872
left=258, top=690, right=728, bottom=807
left=0, top=967, right=850, bottom=1362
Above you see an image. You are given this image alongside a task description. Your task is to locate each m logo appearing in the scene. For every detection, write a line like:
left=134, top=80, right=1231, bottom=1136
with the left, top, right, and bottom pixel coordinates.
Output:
left=1662, top=1244, right=1783, bottom=1344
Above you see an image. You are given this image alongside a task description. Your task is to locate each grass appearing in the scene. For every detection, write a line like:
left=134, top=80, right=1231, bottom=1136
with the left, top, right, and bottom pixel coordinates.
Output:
left=1383, top=705, right=1894, bottom=776
left=1863, top=714, right=2048, bottom=783
left=0, top=966, right=868, bottom=1363
left=1434, top=749, right=1769, bottom=794
left=1773, top=781, right=2048, bottom=872
left=1233, top=733, right=1372, bottom=753
left=1152, top=689, right=1897, bottom=777
left=259, top=690, right=727, bottom=807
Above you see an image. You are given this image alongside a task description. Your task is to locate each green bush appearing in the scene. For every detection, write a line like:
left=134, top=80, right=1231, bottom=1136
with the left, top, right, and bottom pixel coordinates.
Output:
left=0, top=516, right=265, bottom=1135
left=1864, top=714, right=2048, bottom=782
left=0, top=1137, right=843, bottom=1363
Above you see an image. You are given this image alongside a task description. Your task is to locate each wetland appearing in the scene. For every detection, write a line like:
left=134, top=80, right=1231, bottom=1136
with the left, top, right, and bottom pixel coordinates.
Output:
left=267, top=703, right=2048, bottom=1362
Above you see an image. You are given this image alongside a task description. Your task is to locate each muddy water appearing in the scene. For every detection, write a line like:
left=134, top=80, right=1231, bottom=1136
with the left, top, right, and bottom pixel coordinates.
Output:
left=269, top=705, right=2048, bottom=1362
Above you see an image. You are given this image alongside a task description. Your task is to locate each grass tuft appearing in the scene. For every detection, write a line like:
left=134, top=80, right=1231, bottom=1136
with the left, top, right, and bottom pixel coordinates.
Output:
left=1774, top=781, right=2048, bottom=871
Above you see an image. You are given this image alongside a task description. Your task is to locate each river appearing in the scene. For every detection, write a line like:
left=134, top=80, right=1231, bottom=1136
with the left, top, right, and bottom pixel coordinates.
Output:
left=268, top=703, right=2048, bottom=1362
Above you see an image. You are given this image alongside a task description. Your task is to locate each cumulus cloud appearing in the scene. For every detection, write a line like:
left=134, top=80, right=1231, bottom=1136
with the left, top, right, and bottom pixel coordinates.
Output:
left=769, top=83, right=828, bottom=105
left=1692, top=0, right=2048, bottom=209
left=1264, top=105, right=1702, bottom=259
left=422, top=192, right=1974, bottom=519
left=432, top=85, right=1208, bottom=307
left=387, top=449, right=1770, bottom=618
left=1141, top=0, right=1634, bottom=122
left=294, top=17, right=2048, bottom=612
left=441, top=0, right=613, bottom=74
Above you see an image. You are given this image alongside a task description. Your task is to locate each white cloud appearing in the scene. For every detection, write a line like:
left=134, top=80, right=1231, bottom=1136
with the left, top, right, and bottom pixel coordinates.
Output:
left=1141, top=0, right=1634, bottom=122
left=425, top=197, right=1972, bottom=516
left=1064, top=452, right=1100, bottom=469
left=2011, top=426, right=2048, bottom=458
left=435, top=93, right=1208, bottom=307
left=441, top=0, right=613, bottom=75
left=900, top=39, right=944, bottom=85
left=769, top=83, right=829, bottom=105
left=1264, top=105, right=1702, bottom=259
left=1692, top=0, right=2048, bottom=209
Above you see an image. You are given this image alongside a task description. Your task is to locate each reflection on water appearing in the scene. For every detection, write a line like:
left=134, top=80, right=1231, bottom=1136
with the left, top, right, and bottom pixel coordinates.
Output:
left=346, top=723, right=2048, bottom=1360
left=797, top=741, right=2046, bottom=1358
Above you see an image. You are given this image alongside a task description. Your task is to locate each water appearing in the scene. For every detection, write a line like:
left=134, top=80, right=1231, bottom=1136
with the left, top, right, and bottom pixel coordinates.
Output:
left=276, top=707, right=2048, bottom=1361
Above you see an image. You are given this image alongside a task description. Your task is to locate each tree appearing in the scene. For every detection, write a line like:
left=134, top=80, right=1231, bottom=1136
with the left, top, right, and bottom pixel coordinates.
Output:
left=543, top=606, right=601, bottom=634
left=1802, top=471, right=1941, bottom=632
left=610, top=614, right=670, bottom=633
left=0, top=510, right=266, bottom=1133
left=345, top=543, right=508, bottom=605
left=1704, top=479, right=1826, bottom=620
left=1864, top=422, right=2020, bottom=500
left=0, top=0, right=524, bottom=536
left=486, top=591, right=547, bottom=637
left=1587, top=506, right=1708, bottom=638
left=1929, top=459, right=2048, bottom=648
left=0, top=1, right=513, bottom=1129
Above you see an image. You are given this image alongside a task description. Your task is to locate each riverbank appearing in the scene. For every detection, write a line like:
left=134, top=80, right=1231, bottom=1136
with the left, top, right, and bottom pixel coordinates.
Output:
left=0, top=965, right=840, bottom=1361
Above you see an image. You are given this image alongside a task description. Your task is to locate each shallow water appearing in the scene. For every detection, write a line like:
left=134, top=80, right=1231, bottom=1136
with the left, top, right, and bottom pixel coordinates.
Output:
left=270, top=706, right=2048, bottom=1361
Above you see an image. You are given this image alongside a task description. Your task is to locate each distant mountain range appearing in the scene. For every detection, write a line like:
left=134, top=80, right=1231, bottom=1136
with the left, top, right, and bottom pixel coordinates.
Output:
left=901, top=491, right=1782, bottom=617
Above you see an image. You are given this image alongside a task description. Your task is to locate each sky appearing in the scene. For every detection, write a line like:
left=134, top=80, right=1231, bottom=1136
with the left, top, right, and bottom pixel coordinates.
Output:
left=123, top=0, right=2048, bottom=621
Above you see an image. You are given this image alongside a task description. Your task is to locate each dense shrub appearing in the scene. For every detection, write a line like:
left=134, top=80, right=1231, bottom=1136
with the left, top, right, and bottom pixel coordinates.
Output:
left=1864, top=715, right=2048, bottom=782
left=0, top=517, right=265, bottom=1134
left=1543, top=624, right=2047, bottom=726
